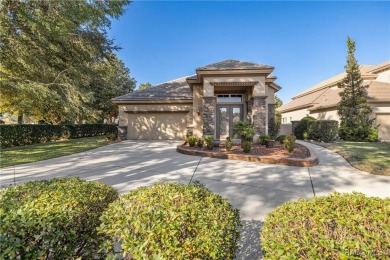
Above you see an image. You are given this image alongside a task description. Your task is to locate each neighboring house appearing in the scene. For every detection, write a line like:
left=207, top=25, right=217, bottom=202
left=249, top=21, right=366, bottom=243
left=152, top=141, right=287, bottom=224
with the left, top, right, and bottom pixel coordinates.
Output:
left=112, top=60, right=281, bottom=140
left=278, top=61, right=390, bottom=141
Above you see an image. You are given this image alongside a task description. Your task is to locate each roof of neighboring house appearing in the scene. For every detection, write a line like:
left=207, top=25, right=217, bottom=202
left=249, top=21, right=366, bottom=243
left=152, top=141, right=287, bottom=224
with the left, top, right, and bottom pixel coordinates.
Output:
left=279, top=61, right=390, bottom=113
left=366, top=81, right=390, bottom=100
left=196, top=60, right=274, bottom=71
left=112, top=76, right=193, bottom=101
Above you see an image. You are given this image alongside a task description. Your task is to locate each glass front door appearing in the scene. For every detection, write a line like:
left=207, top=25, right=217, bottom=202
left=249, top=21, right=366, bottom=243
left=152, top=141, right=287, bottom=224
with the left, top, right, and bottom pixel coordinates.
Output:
left=216, top=105, right=243, bottom=140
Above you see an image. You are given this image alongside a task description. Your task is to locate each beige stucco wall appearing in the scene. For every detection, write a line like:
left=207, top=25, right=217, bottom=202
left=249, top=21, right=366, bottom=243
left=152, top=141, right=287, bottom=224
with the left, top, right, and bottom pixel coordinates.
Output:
left=376, top=69, right=390, bottom=83
left=192, top=85, right=204, bottom=137
left=310, top=108, right=340, bottom=121
left=280, top=108, right=311, bottom=123
left=203, top=76, right=266, bottom=97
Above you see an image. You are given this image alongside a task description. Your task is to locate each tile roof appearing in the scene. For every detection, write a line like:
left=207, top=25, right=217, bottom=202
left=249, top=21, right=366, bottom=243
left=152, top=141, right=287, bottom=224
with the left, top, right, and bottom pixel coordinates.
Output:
left=196, top=60, right=274, bottom=71
left=366, top=81, right=390, bottom=100
left=112, top=76, right=193, bottom=101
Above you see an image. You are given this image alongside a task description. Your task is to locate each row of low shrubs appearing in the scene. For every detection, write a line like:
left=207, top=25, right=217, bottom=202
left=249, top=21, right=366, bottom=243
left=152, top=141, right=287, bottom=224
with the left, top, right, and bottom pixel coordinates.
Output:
left=0, top=124, right=117, bottom=148
left=293, top=117, right=339, bottom=142
left=0, top=178, right=240, bottom=259
left=2, top=178, right=388, bottom=259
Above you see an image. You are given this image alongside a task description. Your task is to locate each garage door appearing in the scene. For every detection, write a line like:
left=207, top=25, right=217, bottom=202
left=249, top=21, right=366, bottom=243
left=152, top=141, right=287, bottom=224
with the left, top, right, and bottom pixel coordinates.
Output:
left=376, top=114, right=390, bottom=140
left=127, top=112, right=187, bottom=140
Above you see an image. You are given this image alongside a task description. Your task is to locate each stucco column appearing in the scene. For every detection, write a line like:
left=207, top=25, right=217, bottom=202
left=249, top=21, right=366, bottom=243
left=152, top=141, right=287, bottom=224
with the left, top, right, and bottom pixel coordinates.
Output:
left=202, top=96, right=216, bottom=136
left=252, top=96, right=267, bottom=137
left=268, top=103, right=276, bottom=137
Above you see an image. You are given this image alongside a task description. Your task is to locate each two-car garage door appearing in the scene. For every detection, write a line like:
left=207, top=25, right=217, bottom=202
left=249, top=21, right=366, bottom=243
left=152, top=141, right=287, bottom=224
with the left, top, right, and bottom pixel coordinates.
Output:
left=127, top=112, right=187, bottom=140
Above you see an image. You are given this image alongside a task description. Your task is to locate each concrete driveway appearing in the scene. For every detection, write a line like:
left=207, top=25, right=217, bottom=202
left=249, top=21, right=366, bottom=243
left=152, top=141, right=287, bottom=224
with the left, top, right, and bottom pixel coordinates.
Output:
left=1, top=140, right=389, bottom=259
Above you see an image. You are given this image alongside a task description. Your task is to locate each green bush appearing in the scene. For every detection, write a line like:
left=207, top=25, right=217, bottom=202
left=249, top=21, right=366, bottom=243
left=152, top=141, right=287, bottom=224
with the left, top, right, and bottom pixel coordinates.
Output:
left=276, top=135, right=286, bottom=144
left=187, top=135, right=198, bottom=147
left=105, top=132, right=117, bottom=141
left=225, top=137, right=233, bottom=151
left=293, top=116, right=316, bottom=140
left=98, top=182, right=241, bottom=259
left=196, top=138, right=204, bottom=148
left=261, top=192, right=390, bottom=259
left=242, top=141, right=252, bottom=153
left=233, top=120, right=255, bottom=143
left=283, top=135, right=296, bottom=152
left=259, top=135, right=272, bottom=145
left=308, top=120, right=339, bottom=142
left=339, top=125, right=378, bottom=142
left=0, top=178, right=118, bottom=259
left=204, top=135, right=213, bottom=150
left=0, top=124, right=117, bottom=148
left=303, top=131, right=309, bottom=140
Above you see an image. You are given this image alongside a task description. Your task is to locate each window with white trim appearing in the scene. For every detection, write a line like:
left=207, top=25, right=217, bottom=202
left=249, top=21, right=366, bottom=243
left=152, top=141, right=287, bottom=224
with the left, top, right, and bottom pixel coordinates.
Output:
left=217, top=94, right=243, bottom=103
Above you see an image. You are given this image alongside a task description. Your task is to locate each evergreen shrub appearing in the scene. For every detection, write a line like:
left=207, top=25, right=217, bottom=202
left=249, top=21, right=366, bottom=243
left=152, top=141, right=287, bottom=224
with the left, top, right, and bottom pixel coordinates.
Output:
left=308, top=120, right=339, bottom=142
left=0, top=124, right=117, bottom=148
left=261, top=192, right=390, bottom=259
left=283, top=135, right=296, bottom=152
left=0, top=178, right=118, bottom=259
left=293, top=116, right=316, bottom=140
left=98, top=182, right=241, bottom=259
left=187, top=135, right=198, bottom=147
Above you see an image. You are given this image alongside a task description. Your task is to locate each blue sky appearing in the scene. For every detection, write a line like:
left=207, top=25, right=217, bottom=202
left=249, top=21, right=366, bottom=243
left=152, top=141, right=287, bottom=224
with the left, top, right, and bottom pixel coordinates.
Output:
left=108, top=1, right=390, bottom=103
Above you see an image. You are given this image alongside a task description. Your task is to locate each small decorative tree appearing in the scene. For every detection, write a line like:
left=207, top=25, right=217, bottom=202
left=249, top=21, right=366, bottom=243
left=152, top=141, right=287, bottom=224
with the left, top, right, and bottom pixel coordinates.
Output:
left=233, top=120, right=255, bottom=144
left=337, top=37, right=378, bottom=141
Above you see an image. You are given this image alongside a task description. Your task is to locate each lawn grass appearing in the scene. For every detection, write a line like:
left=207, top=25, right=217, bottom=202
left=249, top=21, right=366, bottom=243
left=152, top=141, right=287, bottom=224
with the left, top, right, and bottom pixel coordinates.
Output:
left=0, top=136, right=113, bottom=168
left=319, top=142, right=390, bottom=176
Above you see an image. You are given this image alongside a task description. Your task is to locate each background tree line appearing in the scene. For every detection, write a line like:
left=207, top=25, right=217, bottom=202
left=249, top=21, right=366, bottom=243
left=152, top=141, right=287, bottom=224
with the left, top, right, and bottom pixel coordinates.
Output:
left=0, top=0, right=135, bottom=124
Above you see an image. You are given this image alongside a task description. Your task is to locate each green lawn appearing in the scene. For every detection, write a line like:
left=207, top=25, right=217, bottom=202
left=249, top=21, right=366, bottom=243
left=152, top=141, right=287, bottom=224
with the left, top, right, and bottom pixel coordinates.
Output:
left=0, top=136, right=113, bottom=168
left=320, top=142, right=390, bottom=176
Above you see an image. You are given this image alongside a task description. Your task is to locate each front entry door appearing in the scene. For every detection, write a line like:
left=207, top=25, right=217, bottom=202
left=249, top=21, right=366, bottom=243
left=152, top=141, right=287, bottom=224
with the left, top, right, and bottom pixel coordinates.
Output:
left=216, top=105, right=243, bottom=140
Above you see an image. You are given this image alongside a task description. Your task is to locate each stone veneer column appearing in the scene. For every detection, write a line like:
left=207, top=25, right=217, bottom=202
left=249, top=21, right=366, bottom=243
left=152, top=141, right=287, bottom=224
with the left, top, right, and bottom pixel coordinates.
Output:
left=252, top=96, right=267, bottom=136
left=202, top=96, right=216, bottom=136
left=268, top=104, right=275, bottom=136
left=246, top=99, right=253, bottom=121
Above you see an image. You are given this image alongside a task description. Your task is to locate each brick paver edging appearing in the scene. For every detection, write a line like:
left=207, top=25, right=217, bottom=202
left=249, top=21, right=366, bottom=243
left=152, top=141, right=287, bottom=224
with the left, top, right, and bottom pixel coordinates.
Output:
left=176, top=145, right=318, bottom=167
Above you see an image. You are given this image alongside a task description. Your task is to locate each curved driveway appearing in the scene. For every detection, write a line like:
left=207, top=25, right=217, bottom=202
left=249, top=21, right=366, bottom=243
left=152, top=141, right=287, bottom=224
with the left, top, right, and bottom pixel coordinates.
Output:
left=1, top=140, right=389, bottom=259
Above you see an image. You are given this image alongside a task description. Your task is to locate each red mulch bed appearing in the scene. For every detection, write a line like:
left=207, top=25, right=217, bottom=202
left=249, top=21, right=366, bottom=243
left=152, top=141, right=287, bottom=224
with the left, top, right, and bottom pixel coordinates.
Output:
left=182, top=143, right=311, bottom=159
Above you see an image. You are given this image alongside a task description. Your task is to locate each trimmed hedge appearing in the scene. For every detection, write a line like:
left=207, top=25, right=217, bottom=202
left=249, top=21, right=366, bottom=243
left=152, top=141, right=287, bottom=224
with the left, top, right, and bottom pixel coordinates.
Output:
left=308, top=120, right=339, bottom=142
left=0, top=178, right=118, bottom=259
left=0, top=124, right=117, bottom=148
left=293, top=116, right=316, bottom=140
left=261, top=192, right=390, bottom=259
left=98, top=182, right=241, bottom=259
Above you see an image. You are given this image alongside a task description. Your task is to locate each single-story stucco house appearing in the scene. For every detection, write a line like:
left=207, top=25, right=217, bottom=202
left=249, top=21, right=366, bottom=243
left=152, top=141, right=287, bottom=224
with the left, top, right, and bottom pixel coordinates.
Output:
left=112, top=60, right=281, bottom=141
left=278, top=60, right=390, bottom=141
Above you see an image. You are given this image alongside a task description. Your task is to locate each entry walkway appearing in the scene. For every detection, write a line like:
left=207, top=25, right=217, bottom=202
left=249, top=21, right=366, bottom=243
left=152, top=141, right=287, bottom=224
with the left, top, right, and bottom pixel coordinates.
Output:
left=1, top=140, right=389, bottom=259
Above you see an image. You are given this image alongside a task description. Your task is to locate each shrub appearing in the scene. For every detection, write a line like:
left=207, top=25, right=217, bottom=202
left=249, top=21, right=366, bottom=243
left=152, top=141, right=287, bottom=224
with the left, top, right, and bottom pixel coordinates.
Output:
left=242, top=141, right=252, bottom=153
left=0, top=178, right=118, bottom=259
left=308, top=120, right=339, bottom=142
left=225, top=137, right=233, bottom=151
left=0, top=124, right=117, bottom=148
left=196, top=138, right=204, bottom=148
left=233, top=120, right=255, bottom=143
left=339, top=125, right=378, bottom=142
left=98, top=182, right=241, bottom=259
left=283, top=135, right=296, bottom=152
left=261, top=192, right=390, bottom=259
left=303, top=131, right=309, bottom=140
left=276, top=135, right=286, bottom=144
left=293, top=116, right=316, bottom=140
left=204, top=135, right=213, bottom=150
left=187, top=135, right=198, bottom=147
left=259, top=135, right=271, bottom=145
left=105, top=132, right=117, bottom=141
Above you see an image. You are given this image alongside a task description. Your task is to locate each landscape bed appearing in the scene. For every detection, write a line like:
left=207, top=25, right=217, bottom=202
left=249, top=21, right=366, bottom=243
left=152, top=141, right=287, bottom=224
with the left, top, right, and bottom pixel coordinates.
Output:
left=177, top=143, right=318, bottom=167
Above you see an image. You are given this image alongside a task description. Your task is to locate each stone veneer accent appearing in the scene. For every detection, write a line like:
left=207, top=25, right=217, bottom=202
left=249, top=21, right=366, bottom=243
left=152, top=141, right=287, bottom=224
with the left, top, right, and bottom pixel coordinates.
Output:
left=246, top=99, right=253, bottom=121
left=252, top=96, right=267, bottom=135
left=118, top=126, right=127, bottom=140
left=268, top=104, right=275, bottom=136
left=202, top=97, right=216, bottom=136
